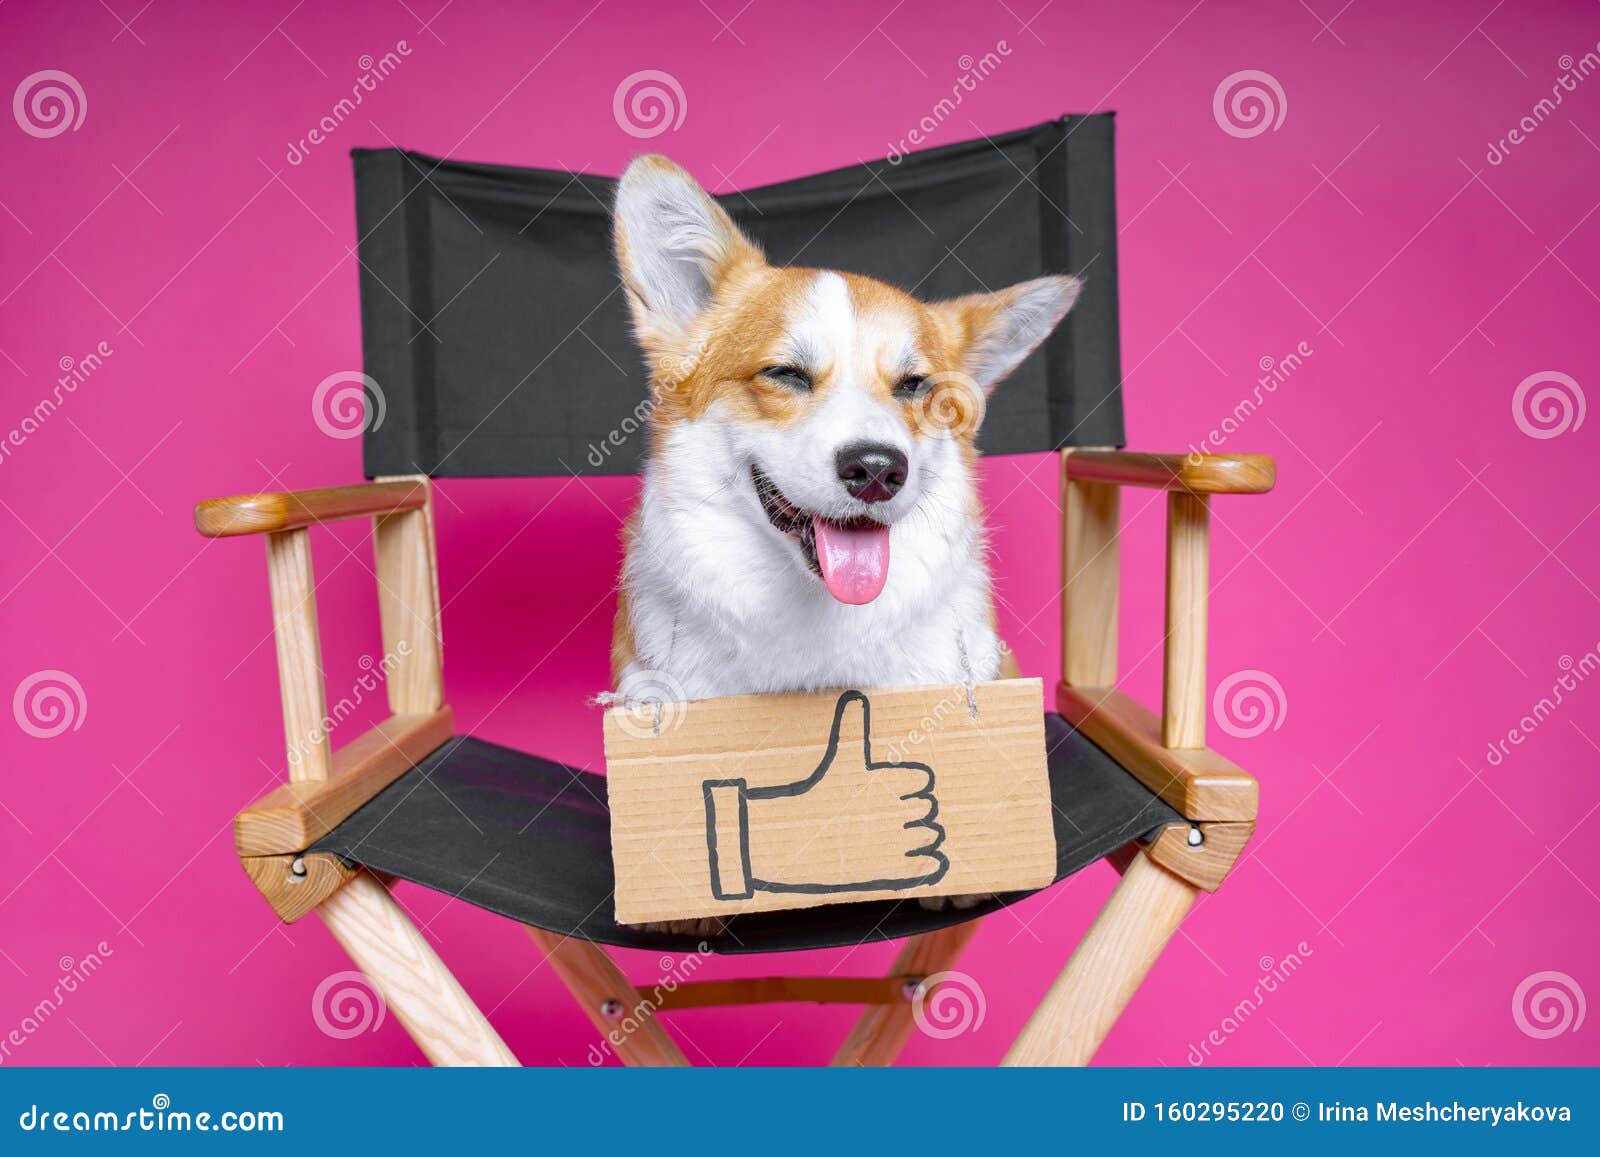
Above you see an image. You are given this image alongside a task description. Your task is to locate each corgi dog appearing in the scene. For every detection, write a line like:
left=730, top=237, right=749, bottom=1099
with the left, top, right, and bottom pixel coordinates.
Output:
left=609, top=154, right=1081, bottom=699
left=608, top=156, right=1079, bottom=926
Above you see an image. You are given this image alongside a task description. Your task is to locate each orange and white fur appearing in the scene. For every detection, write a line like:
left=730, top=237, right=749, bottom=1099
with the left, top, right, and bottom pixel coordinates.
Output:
left=609, top=156, right=1078, bottom=924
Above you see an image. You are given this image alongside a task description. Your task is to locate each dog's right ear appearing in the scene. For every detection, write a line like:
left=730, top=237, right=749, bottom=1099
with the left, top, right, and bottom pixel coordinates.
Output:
left=614, top=155, right=764, bottom=368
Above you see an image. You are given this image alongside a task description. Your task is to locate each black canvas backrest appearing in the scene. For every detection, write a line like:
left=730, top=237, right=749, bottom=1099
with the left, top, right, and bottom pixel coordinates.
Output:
left=352, top=114, right=1123, bottom=478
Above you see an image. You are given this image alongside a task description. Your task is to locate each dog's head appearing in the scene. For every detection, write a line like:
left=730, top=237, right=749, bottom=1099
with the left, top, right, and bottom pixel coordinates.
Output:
left=614, top=154, right=1080, bottom=608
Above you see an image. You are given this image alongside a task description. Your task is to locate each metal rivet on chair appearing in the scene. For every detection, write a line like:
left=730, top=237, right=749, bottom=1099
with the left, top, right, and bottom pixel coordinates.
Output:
left=900, top=977, right=924, bottom=1001
left=599, top=998, right=626, bottom=1022
left=1187, top=826, right=1204, bottom=847
left=289, top=856, right=307, bottom=879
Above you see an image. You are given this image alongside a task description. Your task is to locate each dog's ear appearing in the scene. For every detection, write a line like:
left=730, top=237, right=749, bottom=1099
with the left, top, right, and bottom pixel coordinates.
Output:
left=931, top=275, right=1082, bottom=394
left=614, top=155, right=764, bottom=366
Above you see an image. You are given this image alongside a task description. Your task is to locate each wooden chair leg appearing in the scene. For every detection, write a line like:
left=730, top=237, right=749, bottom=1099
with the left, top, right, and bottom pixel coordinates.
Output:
left=317, top=872, right=519, bottom=1066
left=525, top=927, right=690, bottom=1067
left=1003, top=853, right=1197, bottom=1066
left=831, top=920, right=980, bottom=1066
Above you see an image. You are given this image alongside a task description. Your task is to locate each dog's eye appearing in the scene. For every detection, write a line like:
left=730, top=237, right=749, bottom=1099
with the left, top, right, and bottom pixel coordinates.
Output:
left=760, top=365, right=813, bottom=391
left=893, top=374, right=929, bottom=398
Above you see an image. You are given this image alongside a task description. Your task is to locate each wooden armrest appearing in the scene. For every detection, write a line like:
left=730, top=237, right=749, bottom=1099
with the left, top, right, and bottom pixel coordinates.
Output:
left=234, top=708, right=454, bottom=855
left=194, top=480, right=428, bottom=537
left=1065, top=450, right=1275, bottom=494
left=1057, top=683, right=1257, bottom=822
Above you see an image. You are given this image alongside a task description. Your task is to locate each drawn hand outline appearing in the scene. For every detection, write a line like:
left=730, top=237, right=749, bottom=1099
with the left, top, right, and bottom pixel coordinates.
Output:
left=702, top=689, right=949, bottom=900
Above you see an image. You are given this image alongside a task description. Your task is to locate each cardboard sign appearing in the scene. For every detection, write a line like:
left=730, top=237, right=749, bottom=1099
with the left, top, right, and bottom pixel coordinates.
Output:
left=604, top=678, right=1056, bottom=926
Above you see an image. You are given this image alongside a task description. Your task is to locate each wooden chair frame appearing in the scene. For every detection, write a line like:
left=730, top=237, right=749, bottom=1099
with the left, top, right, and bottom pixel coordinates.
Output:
left=195, top=447, right=1274, bottom=1067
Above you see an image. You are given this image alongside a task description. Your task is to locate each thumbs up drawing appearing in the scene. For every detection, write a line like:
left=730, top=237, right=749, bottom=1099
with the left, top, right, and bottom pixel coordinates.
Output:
left=702, top=690, right=949, bottom=900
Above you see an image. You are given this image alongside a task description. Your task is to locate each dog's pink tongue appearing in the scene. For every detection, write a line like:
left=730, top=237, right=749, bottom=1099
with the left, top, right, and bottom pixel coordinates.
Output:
left=813, top=518, right=890, bottom=605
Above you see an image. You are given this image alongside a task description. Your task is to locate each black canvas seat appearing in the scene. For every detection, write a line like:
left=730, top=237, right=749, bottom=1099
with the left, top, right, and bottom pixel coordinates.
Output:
left=311, top=713, right=1181, bottom=955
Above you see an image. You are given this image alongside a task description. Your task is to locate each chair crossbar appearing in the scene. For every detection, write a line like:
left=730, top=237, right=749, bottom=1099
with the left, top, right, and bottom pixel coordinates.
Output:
left=650, top=975, right=920, bottom=1011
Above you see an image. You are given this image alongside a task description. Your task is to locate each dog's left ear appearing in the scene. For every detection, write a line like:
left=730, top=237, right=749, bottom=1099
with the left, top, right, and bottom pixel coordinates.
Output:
left=931, top=275, right=1083, bottom=394
left=614, top=154, right=765, bottom=368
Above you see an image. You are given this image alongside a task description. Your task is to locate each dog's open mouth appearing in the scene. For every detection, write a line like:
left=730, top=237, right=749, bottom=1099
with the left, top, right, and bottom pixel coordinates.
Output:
left=752, top=465, right=890, bottom=605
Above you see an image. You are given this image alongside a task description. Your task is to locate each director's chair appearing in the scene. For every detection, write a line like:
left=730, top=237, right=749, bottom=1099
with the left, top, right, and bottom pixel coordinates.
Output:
left=195, top=116, right=1274, bottom=1066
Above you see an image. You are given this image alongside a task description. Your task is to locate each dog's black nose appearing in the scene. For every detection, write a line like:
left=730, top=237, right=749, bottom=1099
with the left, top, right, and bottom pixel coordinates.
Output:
left=835, top=443, right=908, bottom=503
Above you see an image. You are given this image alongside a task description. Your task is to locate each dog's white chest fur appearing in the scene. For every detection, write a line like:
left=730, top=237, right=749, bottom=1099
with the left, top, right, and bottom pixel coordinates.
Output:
left=618, top=415, right=1003, bottom=701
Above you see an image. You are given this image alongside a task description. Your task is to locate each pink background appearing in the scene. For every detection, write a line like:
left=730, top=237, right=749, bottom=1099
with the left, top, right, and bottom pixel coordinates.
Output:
left=2, top=0, right=1597, bottom=1067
